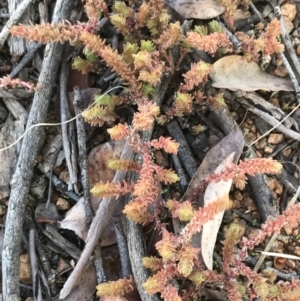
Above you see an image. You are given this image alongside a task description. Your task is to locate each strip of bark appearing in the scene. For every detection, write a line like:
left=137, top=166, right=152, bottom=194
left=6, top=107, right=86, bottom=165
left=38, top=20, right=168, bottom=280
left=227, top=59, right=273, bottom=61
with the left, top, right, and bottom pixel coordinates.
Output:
left=166, top=120, right=198, bottom=178
left=43, top=224, right=82, bottom=260
left=60, top=45, right=78, bottom=191
left=0, top=0, right=32, bottom=51
left=74, top=86, right=94, bottom=223
left=1, top=1, right=73, bottom=300
left=37, top=163, right=81, bottom=202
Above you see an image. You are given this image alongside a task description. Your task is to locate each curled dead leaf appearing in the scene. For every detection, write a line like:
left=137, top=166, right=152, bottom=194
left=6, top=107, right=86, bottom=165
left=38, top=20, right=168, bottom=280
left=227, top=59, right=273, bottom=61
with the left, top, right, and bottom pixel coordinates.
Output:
left=273, top=257, right=286, bottom=270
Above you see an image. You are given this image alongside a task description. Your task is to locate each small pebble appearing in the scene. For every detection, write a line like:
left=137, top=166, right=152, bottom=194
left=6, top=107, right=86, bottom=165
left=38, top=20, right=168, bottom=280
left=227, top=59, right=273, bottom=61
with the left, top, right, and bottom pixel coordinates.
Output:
left=246, top=132, right=256, bottom=143
left=284, top=226, right=293, bottom=235
left=286, top=259, right=296, bottom=269
left=268, top=133, right=284, bottom=144
left=59, top=170, right=69, bottom=184
left=19, top=253, right=31, bottom=284
left=274, top=66, right=289, bottom=78
left=281, top=3, right=297, bottom=22
left=274, top=180, right=283, bottom=195
left=268, top=178, right=275, bottom=190
left=249, top=125, right=256, bottom=133
left=232, top=199, right=241, bottom=209
left=244, top=196, right=256, bottom=211
left=294, top=246, right=300, bottom=257
left=264, top=145, right=274, bottom=154
left=255, top=151, right=262, bottom=158
left=275, top=59, right=283, bottom=67
left=255, top=138, right=266, bottom=150
left=56, top=198, right=70, bottom=211
left=297, top=44, right=300, bottom=56
left=233, top=191, right=243, bottom=201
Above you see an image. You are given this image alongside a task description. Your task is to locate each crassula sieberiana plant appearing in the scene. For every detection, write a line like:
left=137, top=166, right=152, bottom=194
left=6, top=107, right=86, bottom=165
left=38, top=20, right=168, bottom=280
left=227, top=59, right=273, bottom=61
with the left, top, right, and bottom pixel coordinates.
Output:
left=8, top=0, right=300, bottom=300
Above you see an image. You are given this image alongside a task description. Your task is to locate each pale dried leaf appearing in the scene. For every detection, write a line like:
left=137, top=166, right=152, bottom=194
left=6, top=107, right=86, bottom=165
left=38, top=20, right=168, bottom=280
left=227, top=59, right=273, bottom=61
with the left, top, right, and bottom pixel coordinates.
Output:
left=201, top=153, right=234, bottom=270
left=210, top=55, right=294, bottom=91
left=173, top=126, right=244, bottom=252
left=166, top=0, right=225, bottom=19
left=59, top=198, right=89, bottom=241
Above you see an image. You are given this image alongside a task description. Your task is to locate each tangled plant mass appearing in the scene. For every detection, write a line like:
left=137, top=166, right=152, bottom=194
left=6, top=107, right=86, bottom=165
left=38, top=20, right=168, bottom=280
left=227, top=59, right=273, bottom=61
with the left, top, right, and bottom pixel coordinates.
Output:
left=7, top=0, right=300, bottom=300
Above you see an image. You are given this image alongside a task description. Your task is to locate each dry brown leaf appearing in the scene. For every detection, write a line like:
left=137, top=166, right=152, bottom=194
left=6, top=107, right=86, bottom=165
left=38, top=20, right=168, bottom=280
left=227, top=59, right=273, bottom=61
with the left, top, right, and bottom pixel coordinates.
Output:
left=165, top=0, right=225, bottom=19
left=100, top=296, right=128, bottom=301
left=42, top=134, right=63, bottom=173
left=210, top=55, right=294, bottom=91
left=52, top=262, right=97, bottom=301
left=67, top=69, right=94, bottom=92
left=201, top=287, right=228, bottom=301
left=35, top=203, right=62, bottom=224
left=59, top=139, right=126, bottom=246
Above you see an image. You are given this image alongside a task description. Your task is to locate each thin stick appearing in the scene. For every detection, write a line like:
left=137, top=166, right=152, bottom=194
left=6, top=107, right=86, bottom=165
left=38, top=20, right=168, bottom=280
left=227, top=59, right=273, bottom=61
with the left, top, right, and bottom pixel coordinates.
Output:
left=59, top=45, right=78, bottom=192
left=249, top=1, right=265, bottom=24
left=275, top=5, right=300, bottom=83
left=29, top=230, right=42, bottom=301
left=115, top=220, right=132, bottom=278
left=10, top=43, right=43, bottom=78
left=73, top=86, right=94, bottom=223
left=93, top=242, right=107, bottom=284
